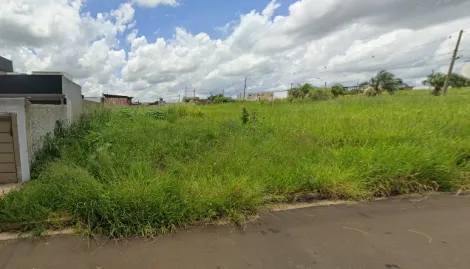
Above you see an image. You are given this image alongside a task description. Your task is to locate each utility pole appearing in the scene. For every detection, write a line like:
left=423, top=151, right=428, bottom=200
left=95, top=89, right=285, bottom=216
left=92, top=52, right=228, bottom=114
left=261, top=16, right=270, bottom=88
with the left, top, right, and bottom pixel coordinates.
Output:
left=184, top=87, right=188, bottom=98
left=324, top=81, right=327, bottom=88
left=243, top=77, right=248, bottom=101
left=443, top=30, right=464, bottom=96
left=193, top=88, right=196, bottom=99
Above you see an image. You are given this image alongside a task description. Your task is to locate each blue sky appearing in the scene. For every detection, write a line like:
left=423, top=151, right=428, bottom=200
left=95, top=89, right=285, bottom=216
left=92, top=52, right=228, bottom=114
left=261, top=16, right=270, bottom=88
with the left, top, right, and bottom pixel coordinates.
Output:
left=84, top=0, right=296, bottom=40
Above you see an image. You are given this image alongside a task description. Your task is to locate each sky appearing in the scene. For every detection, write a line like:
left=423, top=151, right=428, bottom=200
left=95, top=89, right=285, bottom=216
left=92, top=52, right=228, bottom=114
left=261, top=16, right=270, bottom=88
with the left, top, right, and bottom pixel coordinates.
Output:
left=1, top=0, right=470, bottom=102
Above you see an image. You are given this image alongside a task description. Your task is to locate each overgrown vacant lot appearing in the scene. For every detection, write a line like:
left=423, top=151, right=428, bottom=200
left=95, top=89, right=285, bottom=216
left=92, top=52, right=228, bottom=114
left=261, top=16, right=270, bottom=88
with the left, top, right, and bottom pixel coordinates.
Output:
left=1, top=89, right=470, bottom=237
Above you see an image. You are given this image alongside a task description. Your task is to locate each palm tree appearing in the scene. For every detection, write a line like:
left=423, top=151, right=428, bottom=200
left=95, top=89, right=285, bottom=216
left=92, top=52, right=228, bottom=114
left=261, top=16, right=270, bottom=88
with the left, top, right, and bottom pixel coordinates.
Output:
left=369, top=70, right=404, bottom=95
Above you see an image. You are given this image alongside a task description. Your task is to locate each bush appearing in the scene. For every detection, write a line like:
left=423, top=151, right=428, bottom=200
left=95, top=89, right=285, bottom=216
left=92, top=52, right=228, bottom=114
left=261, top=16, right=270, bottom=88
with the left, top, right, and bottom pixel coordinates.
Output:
left=331, top=83, right=346, bottom=98
left=241, top=107, right=250, bottom=124
left=308, top=88, right=331, bottom=101
left=31, top=110, right=110, bottom=178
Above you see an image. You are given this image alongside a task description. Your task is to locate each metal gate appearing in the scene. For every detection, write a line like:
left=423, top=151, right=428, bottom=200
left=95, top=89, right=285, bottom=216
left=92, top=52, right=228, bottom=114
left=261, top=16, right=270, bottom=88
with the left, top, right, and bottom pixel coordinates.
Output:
left=0, top=113, right=19, bottom=183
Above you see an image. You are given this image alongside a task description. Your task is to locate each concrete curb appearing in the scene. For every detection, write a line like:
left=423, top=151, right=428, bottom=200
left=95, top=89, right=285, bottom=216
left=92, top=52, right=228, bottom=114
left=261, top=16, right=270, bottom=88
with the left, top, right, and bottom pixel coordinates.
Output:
left=0, top=228, right=75, bottom=241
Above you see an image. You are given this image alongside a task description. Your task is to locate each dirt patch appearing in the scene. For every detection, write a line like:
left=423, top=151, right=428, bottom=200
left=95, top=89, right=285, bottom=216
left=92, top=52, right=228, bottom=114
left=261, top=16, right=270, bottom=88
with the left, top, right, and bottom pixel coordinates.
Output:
left=0, top=183, right=20, bottom=198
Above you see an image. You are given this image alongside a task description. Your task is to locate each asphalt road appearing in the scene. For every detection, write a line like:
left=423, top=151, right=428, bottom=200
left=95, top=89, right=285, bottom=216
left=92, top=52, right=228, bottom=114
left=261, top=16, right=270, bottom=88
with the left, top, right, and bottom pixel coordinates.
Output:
left=1, top=194, right=469, bottom=269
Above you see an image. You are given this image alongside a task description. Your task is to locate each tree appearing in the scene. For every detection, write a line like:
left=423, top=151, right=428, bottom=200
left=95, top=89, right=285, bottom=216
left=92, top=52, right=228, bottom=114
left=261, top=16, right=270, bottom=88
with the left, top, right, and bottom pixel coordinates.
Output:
left=208, top=94, right=233, bottom=103
left=423, top=72, right=470, bottom=96
left=369, top=70, right=404, bottom=95
left=288, top=83, right=315, bottom=99
left=449, top=73, right=470, bottom=88
left=331, top=83, right=346, bottom=98
left=308, top=88, right=331, bottom=100
left=422, top=73, right=446, bottom=96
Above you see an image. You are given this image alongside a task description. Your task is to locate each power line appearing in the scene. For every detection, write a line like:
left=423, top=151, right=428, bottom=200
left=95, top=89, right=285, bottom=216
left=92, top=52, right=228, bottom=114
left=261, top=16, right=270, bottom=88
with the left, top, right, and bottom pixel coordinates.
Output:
left=153, top=31, right=469, bottom=100
left=204, top=33, right=464, bottom=91
left=324, top=31, right=464, bottom=70
left=311, top=51, right=454, bottom=83
left=244, top=53, right=461, bottom=94
left=223, top=33, right=462, bottom=85
left=163, top=52, right=460, bottom=99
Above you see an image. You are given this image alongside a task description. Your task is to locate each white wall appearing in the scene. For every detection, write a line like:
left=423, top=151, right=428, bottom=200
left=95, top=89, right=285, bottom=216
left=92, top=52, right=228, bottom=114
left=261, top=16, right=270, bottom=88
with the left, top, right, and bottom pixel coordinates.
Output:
left=0, top=98, right=30, bottom=182
left=62, top=76, right=83, bottom=122
left=461, top=62, right=470, bottom=80
left=27, top=104, right=67, bottom=163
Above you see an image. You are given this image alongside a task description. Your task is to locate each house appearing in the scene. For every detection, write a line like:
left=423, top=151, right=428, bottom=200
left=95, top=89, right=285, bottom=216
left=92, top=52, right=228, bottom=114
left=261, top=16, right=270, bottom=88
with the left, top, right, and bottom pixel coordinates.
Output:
left=246, top=92, right=274, bottom=101
left=0, top=56, right=101, bottom=184
left=103, top=93, right=133, bottom=106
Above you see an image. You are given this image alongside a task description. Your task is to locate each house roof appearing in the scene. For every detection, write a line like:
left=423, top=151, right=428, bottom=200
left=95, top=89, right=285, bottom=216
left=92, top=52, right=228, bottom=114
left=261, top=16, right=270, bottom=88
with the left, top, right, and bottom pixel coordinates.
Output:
left=103, top=94, right=133, bottom=99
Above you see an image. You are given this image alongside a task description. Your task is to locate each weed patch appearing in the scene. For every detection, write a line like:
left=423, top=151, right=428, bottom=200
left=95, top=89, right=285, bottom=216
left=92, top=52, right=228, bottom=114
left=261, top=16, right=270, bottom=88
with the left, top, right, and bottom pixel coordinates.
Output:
left=1, top=90, right=470, bottom=237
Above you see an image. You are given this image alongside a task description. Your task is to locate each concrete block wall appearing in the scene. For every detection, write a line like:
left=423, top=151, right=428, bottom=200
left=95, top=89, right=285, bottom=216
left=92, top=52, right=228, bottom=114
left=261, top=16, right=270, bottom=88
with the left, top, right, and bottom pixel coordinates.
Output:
left=26, top=104, right=67, bottom=163
left=82, top=100, right=104, bottom=114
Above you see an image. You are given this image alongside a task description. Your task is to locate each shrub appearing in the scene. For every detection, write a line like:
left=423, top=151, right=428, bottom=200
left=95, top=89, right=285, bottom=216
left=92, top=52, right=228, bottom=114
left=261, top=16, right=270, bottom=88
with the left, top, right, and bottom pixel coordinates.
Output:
left=308, top=88, right=331, bottom=101
left=241, top=107, right=250, bottom=124
left=331, top=83, right=346, bottom=98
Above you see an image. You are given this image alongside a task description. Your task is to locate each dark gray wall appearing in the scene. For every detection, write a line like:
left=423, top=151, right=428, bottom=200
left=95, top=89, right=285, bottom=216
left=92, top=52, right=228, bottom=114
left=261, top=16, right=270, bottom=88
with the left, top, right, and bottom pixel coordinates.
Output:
left=0, top=56, right=13, bottom=72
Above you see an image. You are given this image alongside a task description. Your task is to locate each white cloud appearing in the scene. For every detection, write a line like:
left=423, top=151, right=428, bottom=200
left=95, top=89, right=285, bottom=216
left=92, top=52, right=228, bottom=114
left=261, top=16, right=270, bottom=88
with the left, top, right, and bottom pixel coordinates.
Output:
left=0, top=0, right=134, bottom=97
left=1, top=0, right=470, bottom=102
left=112, top=3, right=135, bottom=30
left=0, top=0, right=83, bottom=47
left=133, top=0, right=179, bottom=8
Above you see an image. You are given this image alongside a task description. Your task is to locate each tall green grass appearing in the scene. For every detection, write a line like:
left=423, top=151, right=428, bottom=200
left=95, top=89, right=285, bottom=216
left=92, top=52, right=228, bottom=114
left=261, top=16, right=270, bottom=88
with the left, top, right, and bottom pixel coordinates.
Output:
left=1, top=89, right=470, bottom=237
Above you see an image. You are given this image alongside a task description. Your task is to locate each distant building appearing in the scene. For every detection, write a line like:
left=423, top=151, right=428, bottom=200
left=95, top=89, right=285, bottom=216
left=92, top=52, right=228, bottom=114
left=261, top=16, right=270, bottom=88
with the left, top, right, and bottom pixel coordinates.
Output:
left=102, top=94, right=133, bottom=106
left=246, top=92, right=274, bottom=101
